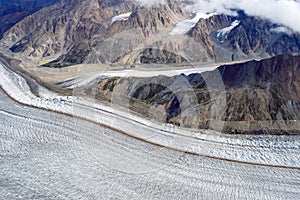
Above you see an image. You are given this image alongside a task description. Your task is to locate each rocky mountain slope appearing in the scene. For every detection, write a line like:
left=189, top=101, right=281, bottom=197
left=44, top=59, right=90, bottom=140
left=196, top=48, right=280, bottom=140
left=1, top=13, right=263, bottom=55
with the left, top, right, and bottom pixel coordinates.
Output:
left=2, top=0, right=300, bottom=67
left=95, top=54, right=300, bottom=134
left=0, top=0, right=60, bottom=39
left=189, top=10, right=300, bottom=62
left=3, top=0, right=135, bottom=59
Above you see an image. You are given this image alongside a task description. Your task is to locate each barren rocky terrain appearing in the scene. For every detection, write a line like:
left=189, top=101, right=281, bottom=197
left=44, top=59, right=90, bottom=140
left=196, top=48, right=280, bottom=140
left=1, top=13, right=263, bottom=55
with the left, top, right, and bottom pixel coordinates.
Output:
left=2, top=0, right=300, bottom=68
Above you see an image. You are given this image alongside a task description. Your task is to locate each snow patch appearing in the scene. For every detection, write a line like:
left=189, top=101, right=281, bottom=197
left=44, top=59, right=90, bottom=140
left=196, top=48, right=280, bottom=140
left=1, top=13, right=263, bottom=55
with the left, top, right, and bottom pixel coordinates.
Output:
left=170, top=12, right=217, bottom=36
left=217, top=20, right=240, bottom=41
left=111, top=12, right=132, bottom=24
left=270, top=26, right=293, bottom=35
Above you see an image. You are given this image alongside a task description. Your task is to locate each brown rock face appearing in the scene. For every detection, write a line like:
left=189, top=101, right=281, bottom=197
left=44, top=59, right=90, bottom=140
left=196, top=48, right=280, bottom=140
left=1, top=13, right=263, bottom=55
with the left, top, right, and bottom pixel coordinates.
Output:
left=0, top=0, right=60, bottom=38
left=219, top=54, right=300, bottom=120
left=189, top=14, right=235, bottom=59
left=3, top=0, right=134, bottom=59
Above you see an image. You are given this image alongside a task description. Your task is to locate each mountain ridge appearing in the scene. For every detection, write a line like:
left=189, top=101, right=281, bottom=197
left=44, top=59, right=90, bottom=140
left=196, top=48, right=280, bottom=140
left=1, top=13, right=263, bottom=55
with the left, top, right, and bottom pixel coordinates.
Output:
left=0, top=0, right=61, bottom=38
left=94, top=54, right=300, bottom=134
left=2, top=0, right=300, bottom=68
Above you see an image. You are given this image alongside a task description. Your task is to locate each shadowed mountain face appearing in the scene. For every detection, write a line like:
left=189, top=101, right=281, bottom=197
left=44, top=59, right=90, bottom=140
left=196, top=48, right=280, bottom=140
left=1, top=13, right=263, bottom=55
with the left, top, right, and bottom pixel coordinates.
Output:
left=0, top=0, right=60, bottom=38
left=213, top=13, right=300, bottom=61
left=2, top=1, right=300, bottom=67
left=95, top=54, right=300, bottom=134
left=217, top=54, right=300, bottom=121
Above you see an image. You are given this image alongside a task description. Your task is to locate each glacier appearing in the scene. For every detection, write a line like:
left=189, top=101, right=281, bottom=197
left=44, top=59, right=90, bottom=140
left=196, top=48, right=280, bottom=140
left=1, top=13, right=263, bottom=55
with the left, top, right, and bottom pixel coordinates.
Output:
left=1, top=61, right=300, bottom=199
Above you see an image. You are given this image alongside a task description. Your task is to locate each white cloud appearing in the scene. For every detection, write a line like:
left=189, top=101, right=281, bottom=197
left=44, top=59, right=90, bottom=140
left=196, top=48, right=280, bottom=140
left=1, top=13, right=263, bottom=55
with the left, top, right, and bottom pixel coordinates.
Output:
left=131, top=0, right=300, bottom=32
left=186, top=0, right=300, bottom=33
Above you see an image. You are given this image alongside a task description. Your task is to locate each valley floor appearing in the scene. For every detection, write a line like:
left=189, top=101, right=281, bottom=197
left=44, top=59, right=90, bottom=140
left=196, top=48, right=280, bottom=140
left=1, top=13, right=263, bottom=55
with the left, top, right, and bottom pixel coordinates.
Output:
left=0, top=60, right=300, bottom=199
